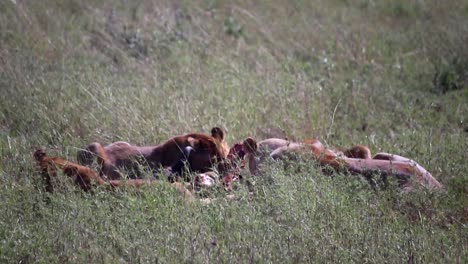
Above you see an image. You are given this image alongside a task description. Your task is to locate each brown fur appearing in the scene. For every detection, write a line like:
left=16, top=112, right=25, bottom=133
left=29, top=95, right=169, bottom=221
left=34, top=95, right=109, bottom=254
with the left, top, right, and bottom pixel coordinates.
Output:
left=244, top=138, right=350, bottom=173
left=225, top=142, right=246, bottom=173
left=34, top=149, right=196, bottom=199
left=257, top=138, right=290, bottom=153
left=243, top=137, right=306, bottom=176
left=372, top=152, right=410, bottom=162
left=342, top=157, right=443, bottom=191
left=242, top=138, right=442, bottom=191
left=242, top=137, right=260, bottom=175
left=341, top=145, right=372, bottom=159
left=34, top=149, right=106, bottom=192
left=78, top=130, right=226, bottom=180
left=304, top=139, right=372, bottom=160
left=211, top=127, right=230, bottom=159
left=243, top=137, right=258, bottom=155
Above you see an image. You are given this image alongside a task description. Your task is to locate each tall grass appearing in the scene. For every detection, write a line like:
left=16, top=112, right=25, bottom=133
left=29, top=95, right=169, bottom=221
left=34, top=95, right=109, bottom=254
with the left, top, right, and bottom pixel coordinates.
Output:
left=1, top=0, right=467, bottom=262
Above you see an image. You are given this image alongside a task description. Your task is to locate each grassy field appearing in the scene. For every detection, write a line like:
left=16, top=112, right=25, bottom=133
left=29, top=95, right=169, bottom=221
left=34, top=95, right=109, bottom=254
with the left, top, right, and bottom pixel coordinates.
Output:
left=1, top=0, right=467, bottom=262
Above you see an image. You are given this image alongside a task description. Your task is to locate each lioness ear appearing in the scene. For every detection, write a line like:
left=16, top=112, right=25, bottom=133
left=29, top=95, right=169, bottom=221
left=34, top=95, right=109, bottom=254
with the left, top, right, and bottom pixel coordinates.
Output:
left=34, top=148, right=47, bottom=161
left=211, top=127, right=225, bottom=141
left=243, top=137, right=258, bottom=154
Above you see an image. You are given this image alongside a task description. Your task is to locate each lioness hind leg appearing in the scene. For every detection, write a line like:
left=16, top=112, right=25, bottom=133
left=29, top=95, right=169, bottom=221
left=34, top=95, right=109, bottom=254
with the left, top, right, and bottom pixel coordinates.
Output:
left=77, top=142, right=121, bottom=180
left=77, top=142, right=102, bottom=165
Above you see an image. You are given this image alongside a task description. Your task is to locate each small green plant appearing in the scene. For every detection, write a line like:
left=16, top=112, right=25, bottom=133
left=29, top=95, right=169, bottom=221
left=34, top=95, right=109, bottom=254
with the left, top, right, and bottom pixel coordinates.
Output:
left=433, top=57, right=468, bottom=94
left=224, top=16, right=243, bottom=38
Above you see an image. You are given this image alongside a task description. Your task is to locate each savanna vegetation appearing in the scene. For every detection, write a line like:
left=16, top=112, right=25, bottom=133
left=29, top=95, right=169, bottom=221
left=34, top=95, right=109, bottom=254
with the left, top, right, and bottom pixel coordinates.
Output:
left=1, top=0, right=467, bottom=262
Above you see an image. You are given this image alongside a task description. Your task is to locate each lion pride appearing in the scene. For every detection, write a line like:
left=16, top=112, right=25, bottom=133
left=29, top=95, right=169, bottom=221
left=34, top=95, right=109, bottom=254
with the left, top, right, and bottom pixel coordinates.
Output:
left=77, top=128, right=229, bottom=180
left=242, top=137, right=442, bottom=191
left=34, top=149, right=195, bottom=200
